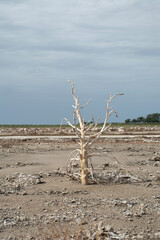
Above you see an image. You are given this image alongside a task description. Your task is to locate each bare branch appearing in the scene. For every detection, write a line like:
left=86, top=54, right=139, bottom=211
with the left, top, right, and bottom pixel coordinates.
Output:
left=99, top=92, right=124, bottom=133
left=107, top=93, right=124, bottom=103
left=84, top=122, right=94, bottom=133
left=103, top=123, right=112, bottom=132
left=63, top=118, right=80, bottom=131
left=68, top=80, right=84, bottom=130
left=67, top=80, right=77, bottom=102
left=85, top=92, right=123, bottom=147
left=66, top=149, right=80, bottom=173
left=80, top=98, right=91, bottom=109
left=84, top=117, right=99, bottom=134
left=91, top=117, right=100, bottom=131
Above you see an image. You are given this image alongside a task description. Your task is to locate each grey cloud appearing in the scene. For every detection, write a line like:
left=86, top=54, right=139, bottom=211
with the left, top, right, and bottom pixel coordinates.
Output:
left=0, top=0, right=160, bottom=124
left=134, top=48, right=160, bottom=57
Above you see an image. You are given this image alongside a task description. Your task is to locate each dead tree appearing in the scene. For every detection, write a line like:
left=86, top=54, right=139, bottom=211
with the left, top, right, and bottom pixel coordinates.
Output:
left=64, top=80, right=123, bottom=185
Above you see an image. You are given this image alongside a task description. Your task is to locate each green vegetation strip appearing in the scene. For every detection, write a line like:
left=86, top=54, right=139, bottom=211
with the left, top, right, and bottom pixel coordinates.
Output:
left=0, top=123, right=160, bottom=128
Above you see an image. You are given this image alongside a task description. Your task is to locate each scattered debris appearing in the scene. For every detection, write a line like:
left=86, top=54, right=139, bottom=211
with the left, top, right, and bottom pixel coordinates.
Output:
left=0, top=127, right=160, bottom=239
left=0, top=173, right=43, bottom=194
left=149, top=153, right=160, bottom=161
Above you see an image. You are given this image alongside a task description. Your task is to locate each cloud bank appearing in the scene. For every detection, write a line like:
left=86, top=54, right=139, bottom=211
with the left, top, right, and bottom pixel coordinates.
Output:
left=0, top=0, right=160, bottom=124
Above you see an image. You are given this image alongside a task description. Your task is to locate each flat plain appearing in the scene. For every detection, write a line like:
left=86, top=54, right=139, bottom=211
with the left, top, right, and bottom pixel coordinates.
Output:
left=0, top=126, right=160, bottom=239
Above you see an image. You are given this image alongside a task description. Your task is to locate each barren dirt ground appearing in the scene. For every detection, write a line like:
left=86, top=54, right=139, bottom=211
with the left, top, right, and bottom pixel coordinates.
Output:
left=0, top=127, right=160, bottom=239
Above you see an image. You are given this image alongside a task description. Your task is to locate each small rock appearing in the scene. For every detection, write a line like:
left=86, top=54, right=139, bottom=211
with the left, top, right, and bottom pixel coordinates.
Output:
left=155, top=232, right=160, bottom=238
left=154, top=163, right=159, bottom=167
left=105, top=225, right=114, bottom=232
left=149, top=155, right=160, bottom=161
left=22, top=192, right=28, bottom=195
left=146, top=183, right=152, bottom=187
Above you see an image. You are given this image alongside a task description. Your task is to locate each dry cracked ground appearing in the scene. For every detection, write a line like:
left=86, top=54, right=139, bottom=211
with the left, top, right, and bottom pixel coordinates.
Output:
left=0, top=127, right=160, bottom=239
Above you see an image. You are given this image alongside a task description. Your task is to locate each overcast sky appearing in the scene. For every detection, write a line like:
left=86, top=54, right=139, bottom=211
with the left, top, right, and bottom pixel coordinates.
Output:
left=0, top=0, right=160, bottom=124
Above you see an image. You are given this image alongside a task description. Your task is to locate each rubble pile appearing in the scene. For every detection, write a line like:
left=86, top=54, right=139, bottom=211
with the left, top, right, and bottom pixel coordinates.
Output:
left=94, top=170, right=140, bottom=184
left=0, top=126, right=160, bottom=136
left=149, top=152, right=160, bottom=162
left=0, top=128, right=60, bottom=136
left=0, top=173, right=42, bottom=194
left=3, top=162, right=39, bottom=169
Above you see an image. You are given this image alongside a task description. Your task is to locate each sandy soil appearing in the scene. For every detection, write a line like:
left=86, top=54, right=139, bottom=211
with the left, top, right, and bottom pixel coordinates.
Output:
left=0, top=128, right=160, bottom=239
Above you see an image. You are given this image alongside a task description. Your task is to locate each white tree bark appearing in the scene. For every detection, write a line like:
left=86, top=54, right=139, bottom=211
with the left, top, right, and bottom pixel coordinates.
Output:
left=64, top=80, right=123, bottom=185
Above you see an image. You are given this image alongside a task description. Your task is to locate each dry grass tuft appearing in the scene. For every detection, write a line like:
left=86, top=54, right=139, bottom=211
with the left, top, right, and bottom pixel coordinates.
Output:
left=38, top=221, right=85, bottom=240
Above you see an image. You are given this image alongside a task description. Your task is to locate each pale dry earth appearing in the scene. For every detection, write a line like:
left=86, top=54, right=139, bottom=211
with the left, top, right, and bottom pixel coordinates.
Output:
left=0, top=127, right=160, bottom=239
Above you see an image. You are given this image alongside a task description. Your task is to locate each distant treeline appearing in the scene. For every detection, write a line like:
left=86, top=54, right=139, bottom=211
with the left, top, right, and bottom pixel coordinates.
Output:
left=125, top=113, right=160, bottom=123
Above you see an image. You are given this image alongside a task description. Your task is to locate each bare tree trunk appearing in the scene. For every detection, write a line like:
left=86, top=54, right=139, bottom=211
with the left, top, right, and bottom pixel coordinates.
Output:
left=80, top=143, right=89, bottom=185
